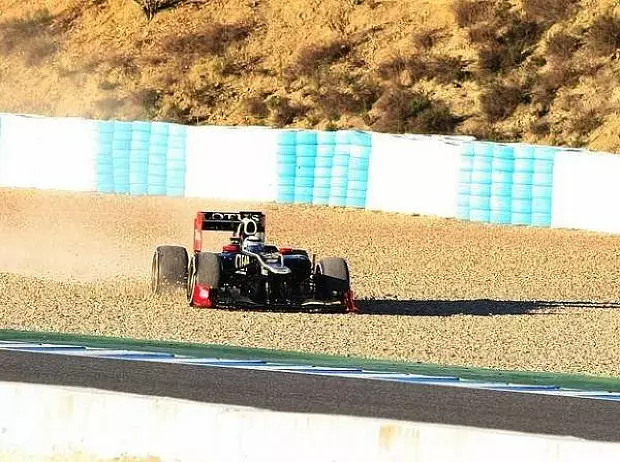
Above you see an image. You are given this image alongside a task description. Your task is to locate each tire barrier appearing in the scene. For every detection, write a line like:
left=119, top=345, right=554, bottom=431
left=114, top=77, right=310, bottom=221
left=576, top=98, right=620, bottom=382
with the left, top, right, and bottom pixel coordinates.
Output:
left=0, top=112, right=618, bottom=234
left=457, top=142, right=557, bottom=227
left=276, top=129, right=373, bottom=208
left=96, top=120, right=187, bottom=196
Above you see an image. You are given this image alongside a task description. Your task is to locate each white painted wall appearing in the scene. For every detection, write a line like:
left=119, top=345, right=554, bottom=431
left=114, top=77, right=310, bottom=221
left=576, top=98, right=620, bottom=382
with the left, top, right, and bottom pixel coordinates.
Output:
left=0, top=381, right=619, bottom=462
left=184, top=125, right=278, bottom=201
left=0, top=115, right=97, bottom=191
left=365, top=133, right=462, bottom=218
left=551, top=149, right=620, bottom=234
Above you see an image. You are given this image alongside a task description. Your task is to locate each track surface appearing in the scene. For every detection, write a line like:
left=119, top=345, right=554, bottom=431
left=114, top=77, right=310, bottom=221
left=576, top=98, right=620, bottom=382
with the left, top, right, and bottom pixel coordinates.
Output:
left=1, top=349, right=619, bottom=443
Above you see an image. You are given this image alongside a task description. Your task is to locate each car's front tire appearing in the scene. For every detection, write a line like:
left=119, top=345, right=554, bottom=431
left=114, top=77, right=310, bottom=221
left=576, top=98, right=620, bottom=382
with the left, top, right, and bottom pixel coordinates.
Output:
left=187, top=252, right=222, bottom=308
left=315, top=257, right=355, bottom=312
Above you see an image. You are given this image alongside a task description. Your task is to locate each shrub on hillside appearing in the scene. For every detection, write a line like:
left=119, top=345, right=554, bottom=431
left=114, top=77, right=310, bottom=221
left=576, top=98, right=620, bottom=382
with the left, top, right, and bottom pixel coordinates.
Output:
left=531, top=65, right=578, bottom=108
left=476, top=18, right=543, bottom=75
left=452, top=0, right=493, bottom=28
left=424, top=56, right=472, bottom=84
left=530, top=118, right=551, bottom=136
left=0, top=9, right=53, bottom=55
left=284, top=39, right=352, bottom=87
left=571, top=108, right=602, bottom=138
left=376, top=54, right=471, bottom=85
left=467, top=23, right=496, bottom=45
left=468, top=122, right=506, bottom=142
left=314, top=81, right=381, bottom=120
left=546, top=31, right=581, bottom=61
left=265, top=95, right=308, bottom=126
left=412, top=28, right=444, bottom=50
left=413, top=104, right=462, bottom=133
left=522, top=0, right=579, bottom=23
left=477, top=42, right=528, bottom=75
left=164, top=21, right=253, bottom=57
left=294, top=39, right=352, bottom=75
left=0, top=7, right=83, bottom=64
left=107, top=54, right=140, bottom=76
left=480, top=82, right=527, bottom=122
left=477, top=44, right=503, bottom=74
left=315, top=90, right=356, bottom=120
left=503, top=18, right=543, bottom=51
left=242, top=96, right=269, bottom=119
left=376, top=54, right=410, bottom=82
left=133, top=0, right=186, bottom=20
left=129, top=89, right=162, bottom=118
left=587, top=11, right=620, bottom=56
left=371, top=88, right=460, bottom=134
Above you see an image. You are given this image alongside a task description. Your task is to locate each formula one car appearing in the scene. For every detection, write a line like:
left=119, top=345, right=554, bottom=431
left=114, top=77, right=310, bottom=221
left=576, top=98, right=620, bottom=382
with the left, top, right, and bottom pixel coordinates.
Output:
left=150, top=211, right=357, bottom=313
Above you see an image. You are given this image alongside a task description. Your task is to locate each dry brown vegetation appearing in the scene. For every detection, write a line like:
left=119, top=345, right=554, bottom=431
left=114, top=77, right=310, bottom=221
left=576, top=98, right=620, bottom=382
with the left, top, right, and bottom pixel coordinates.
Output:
left=2, top=0, right=620, bottom=150
left=3, top=188, right=620, bottom=377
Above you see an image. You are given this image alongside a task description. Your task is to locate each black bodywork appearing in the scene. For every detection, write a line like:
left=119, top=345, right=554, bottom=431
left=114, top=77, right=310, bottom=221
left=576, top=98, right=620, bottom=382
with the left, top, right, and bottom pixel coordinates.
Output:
left=193, top=211, right=349, bottom=310
left=215, top=247, right=319, bottom=308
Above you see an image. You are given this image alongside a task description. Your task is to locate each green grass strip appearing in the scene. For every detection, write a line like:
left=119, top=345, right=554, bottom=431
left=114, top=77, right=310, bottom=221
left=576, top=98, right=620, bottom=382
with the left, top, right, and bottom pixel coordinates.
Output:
left=2, top=328, right=620, bottom=392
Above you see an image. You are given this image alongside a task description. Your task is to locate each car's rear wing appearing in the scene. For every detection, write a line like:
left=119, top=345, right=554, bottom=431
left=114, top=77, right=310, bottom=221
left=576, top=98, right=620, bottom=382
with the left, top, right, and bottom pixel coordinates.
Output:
left=193, top=211, right=266, bottom=252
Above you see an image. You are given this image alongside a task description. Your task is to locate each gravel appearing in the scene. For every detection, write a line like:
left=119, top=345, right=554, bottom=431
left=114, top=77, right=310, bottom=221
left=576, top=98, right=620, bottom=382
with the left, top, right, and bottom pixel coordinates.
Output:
left=2, top=188, right=620, bottom=377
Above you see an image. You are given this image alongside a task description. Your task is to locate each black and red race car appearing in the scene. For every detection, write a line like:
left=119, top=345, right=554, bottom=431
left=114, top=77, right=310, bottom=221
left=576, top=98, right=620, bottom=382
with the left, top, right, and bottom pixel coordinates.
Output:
left=150, top=211, right=357, bottom=313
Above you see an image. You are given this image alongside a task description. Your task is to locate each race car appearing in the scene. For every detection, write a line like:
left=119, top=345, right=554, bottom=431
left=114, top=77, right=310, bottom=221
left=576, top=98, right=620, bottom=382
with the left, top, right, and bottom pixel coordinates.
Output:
left=150, top=211, right=357, bottom=313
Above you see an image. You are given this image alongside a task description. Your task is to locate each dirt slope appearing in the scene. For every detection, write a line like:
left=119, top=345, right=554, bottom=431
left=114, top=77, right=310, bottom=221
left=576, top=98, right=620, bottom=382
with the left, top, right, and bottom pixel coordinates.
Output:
left=2, top=187, right=620, bottom=377
left=2, top=0, right=620, bottom=151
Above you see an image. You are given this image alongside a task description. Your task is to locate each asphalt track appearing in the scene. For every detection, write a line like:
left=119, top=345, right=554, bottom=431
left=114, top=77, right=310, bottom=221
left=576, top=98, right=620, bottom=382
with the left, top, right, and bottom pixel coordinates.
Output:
left=1, top=350, right=619, bottom=443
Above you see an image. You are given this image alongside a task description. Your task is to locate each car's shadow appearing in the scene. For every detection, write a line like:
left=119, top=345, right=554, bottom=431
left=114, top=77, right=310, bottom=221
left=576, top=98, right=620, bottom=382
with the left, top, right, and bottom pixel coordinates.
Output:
left=208, top=298, right=620, bottom=316
left=354, top=298, right=620, bottom=316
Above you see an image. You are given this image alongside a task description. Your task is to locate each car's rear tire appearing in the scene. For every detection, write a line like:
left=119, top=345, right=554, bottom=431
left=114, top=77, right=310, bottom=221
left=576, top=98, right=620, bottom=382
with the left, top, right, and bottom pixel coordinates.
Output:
left=151, top=245, right=188, bottom=295
left=187, top=252, right=222, bottom=307
left=196, top=252, right=221, bottom=287
left=315, top=257, right=350, bottom=300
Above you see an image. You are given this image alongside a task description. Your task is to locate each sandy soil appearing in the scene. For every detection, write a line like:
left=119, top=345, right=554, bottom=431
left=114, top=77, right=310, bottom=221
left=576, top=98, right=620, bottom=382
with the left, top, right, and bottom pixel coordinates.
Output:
left=2, top=187, right=620, bottom=377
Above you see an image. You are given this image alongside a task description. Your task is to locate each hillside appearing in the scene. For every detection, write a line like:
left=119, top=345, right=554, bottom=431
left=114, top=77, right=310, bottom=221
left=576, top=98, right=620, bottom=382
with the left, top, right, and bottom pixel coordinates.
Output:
left=1, top=0, right=620, bottom=152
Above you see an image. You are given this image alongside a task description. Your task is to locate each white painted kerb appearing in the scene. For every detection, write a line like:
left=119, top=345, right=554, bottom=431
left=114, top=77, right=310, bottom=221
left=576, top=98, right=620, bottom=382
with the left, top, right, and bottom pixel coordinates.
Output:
left=0, top=381, right=619, bottom=461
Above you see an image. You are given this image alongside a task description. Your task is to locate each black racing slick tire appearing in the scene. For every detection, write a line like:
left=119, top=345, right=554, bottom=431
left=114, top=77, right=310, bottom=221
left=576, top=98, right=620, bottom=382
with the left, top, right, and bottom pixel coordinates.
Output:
left=151, top=245, right=188, bottom=294
left=315, top=257, right=350, bottom=300
left=187, top=252, right=222, bottom=305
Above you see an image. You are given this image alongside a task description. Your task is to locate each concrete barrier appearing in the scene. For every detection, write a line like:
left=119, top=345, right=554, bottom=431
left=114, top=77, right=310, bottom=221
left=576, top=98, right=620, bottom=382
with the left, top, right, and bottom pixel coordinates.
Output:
left=1, top=380, right=619, bottom=461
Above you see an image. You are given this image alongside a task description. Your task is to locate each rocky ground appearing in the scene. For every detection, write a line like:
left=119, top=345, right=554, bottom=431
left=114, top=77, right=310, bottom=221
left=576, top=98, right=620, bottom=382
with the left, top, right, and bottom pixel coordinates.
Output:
left=2, top=188, right=620, bottom=377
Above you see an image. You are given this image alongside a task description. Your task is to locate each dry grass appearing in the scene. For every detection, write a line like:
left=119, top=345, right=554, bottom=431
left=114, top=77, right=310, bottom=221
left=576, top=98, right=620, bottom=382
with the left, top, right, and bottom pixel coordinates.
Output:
left=3, top=188, right=620, bottom=377
left=1, top=0, right=620, bottom=150
left=587, top=10, right=620, bottom=57
left=522, top=0, right=579, bottom=23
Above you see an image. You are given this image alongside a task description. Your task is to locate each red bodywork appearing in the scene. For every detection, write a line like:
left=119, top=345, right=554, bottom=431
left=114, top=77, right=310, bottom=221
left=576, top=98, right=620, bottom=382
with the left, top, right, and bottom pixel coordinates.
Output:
left=191, top=212, right=212, bottom=307
left=193, top=212, right=204, bottom=253
left=343, top=290, right=358, bottom=313
left=190, top=283, right=214, bottom=308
